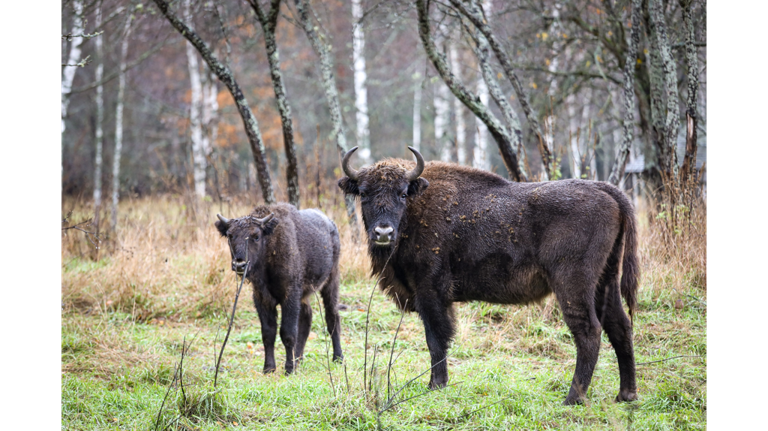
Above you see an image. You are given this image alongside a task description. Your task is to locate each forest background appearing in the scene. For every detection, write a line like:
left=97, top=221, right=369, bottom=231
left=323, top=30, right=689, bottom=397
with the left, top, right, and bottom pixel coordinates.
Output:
left=61, top=0, right=708, bottom=428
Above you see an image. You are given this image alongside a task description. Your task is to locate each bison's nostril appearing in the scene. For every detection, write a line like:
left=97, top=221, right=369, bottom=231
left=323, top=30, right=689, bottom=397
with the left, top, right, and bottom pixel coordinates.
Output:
left=374, top=226, right=394, bottom=242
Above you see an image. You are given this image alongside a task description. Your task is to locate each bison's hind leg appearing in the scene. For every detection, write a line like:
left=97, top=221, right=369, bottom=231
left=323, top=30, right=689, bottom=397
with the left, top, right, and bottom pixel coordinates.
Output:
left=595, top=277, right=638, bottom=403
left=551, top=267, right=603, bottom=406
left=294, top=301, right=313, bottom=365
left=321, top=269, right=344, bottom=363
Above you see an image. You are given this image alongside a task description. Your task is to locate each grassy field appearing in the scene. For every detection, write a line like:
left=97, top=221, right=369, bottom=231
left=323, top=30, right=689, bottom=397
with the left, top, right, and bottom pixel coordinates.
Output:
left=61, top=194, right=706, bottom=430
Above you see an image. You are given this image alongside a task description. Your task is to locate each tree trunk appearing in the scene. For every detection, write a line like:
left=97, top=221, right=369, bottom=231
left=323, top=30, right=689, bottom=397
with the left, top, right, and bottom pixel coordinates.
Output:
left=467, top=0, right=525, bottom=177
left=649, top=0, right=680, bottom=181
left=184, top=0, right=206, bottom=200
left=93, top=3, right=104, bottom=237
left=434, top=21, right=453, bottom=162
left=413, top=77, right=423, bottom=151
left=450, top=42, right=466, bottom=164
left=416, top=0, right=524, bottom=181
left=679, top=0, right=699, bottom=185
left=61, top=0, right=84, bottom=134
left=153, top=0, right=275, bottom=204
left=250, top=0, right=300, bottom=207
left=111, top=14, right=132, bottom=233
left=351, top=0, right=372, bottom=165
left=294, top=0, right=359, bottom=234
left=450, top=0, right=553, bottom=180
left=608, top=0, right=641, bottom=185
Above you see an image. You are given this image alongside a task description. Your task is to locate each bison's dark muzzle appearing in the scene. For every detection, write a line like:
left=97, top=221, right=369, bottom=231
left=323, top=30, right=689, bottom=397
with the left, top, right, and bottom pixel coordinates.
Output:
left=232, top=259, right=247, bottom=275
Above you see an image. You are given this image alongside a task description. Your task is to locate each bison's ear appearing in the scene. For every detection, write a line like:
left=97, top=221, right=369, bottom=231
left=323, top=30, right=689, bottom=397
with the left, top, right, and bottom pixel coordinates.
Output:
left=262, top=216, right=279, bottom=236
left=215, top=220, right=229, bottom=237
left=338, top=177, right=359, bottom=195
left=407, top=178, right=429, bottom=197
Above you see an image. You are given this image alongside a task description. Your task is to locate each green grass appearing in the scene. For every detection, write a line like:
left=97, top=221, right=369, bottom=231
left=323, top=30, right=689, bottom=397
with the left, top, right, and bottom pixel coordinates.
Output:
left=61, top=276, right=706, bottom=430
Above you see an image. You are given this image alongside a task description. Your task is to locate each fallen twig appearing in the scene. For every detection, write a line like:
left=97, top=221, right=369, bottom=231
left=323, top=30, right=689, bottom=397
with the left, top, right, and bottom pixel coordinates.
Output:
left=637, top=355, right=702, bottom=366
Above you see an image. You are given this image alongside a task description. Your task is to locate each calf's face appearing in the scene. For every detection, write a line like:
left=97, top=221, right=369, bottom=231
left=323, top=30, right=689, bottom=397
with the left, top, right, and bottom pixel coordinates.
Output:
left=215, top=213, right=278, bottom=276
left=338, top=146, right=428, bottom=249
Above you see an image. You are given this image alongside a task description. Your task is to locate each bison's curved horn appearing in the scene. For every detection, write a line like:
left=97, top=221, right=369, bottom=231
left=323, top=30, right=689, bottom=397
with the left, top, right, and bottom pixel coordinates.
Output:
left=216, top=214, right=230, bottom=224
left=341, top=146, right=360, bottom=181
left=406, top=146, right=425, bottom=181
left=255, top=213, right=274, bottom=225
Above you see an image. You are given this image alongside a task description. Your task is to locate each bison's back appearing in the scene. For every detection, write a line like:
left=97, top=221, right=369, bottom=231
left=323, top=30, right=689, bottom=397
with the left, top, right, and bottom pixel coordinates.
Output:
left=398, top=170, right=624, bottom=305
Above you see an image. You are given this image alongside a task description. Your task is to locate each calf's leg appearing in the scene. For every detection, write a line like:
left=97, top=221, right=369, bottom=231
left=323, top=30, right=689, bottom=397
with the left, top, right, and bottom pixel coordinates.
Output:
left=321, top=270, right=343, bottom=362
left=254, top=301, right=278, bottom=374
left=280, top=293, right=301, bottom=374
left=294, top=301, right=313, bottom=362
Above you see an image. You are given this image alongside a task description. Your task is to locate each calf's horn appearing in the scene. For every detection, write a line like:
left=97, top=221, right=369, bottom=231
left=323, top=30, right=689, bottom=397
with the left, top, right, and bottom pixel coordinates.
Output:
left=341, top=146, right=360, bottom=181
left=406, top=146, right=425, bottom=181
left=255, top=213, right=274, bottom=225
left=217, top=214, right=230, bottom=224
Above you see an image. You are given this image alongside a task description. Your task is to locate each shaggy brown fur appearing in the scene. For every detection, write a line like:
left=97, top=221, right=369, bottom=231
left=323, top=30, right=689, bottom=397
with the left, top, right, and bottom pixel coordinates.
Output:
left=215, top=203, right=343, bottom=374
left=339, top=153, right=638, bottom=405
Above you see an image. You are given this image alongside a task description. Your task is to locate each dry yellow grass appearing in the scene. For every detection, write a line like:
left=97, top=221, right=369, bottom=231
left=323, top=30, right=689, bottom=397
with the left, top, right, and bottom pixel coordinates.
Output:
left=62, top=189, right=705, bottom=324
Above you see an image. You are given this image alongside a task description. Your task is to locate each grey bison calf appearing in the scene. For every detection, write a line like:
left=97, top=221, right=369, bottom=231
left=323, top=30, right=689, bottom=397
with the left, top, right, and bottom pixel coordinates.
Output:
left=215, top=203, right=343, bottom=374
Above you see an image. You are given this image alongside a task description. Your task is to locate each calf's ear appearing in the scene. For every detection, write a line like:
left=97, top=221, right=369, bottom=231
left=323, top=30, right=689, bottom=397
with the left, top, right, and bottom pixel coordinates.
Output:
left=338, top=177, right=359, bottom=195
left=407, top=178, right=429, bottom=197
left=215, top=220, right=228, bottom=237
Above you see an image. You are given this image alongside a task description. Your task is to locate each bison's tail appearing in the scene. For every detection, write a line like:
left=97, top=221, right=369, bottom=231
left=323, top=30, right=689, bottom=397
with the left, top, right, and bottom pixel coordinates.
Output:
left=597, top=183, right=639, bottom=324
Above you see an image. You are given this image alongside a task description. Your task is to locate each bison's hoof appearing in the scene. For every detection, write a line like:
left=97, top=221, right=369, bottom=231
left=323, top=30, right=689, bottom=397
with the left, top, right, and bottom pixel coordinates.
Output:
left=263, top=367, right=276, bottom=374
left=332, top=354, right=344, bottom=363
left=615, top=389, right=638, bottom=402
left=563, top=395, right=585, bottom=406
left=428, top=379, right=447, bottom=390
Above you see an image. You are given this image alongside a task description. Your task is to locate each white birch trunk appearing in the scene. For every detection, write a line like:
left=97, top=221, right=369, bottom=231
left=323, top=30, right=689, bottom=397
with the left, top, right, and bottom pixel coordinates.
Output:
left=184, top=0, right=206, bottom=199
left=542, top=4, right=564, bottom=180
left=473, top=73, right=489, bottom=170
left=93, top=4, right=104, bottom=231
left=434, top=23, right=452, bottom=162
left=351, top=0, right=371, bottom=165
left=413, top=76, right=422, bottom=150
left=566, top=93, right=581, bottom=179
left=61, top=0, right=84, bottom=134
left=472, top=0, right=493, bottom=172
left=450, top=43, right=466, bottom=164
left=111, top=14, right=133, bottom=233
left=202, top=67, right=218, bottom=158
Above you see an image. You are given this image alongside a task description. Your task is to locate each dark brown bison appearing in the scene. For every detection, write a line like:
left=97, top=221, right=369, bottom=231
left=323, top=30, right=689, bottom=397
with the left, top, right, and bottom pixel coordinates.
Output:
left=215, top=203, right=343, bottom=374
left=338, top=147, right=638, bottom=405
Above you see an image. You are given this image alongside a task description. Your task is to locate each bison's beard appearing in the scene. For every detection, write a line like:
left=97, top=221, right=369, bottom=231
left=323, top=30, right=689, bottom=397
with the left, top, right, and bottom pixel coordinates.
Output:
left=367, top=238, right=398, bottom=277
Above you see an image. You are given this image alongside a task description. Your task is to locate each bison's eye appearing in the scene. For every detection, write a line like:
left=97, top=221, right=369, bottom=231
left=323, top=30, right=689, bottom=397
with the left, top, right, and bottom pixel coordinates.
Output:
left=360, top=192, right=366, bottom=198
left=401, top=192, right=407, bottom=199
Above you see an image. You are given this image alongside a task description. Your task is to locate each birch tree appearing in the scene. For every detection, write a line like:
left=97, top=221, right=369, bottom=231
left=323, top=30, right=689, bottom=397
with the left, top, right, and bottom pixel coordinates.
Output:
left=111, top=13, right=133, bottom=233
left=249, top=0, right=300, bottom=207
left=450, top=42, right=466, bottom=164
left=433, top=20, right=453, bottom=162
left=153, top=0, right=276, bottom=204
left=61, top=0, right=84, bottom=134
left=678, top=0, right=699, bottom=185
left=351, top=0, right=372, bottom=165
left=472, top=0, right=491, bottom=171
left=412, top=74, right=423, bottom=151
left=416, top=0, right=525, bottom=181
left=93, top=3, right=105, bottom=235
left=649, top=0, right=680, bottom=180
left=608, top=0, right=641, bottom=185
left=449, top=0, right=555, bottom=180
left=184, top=0, right=206, bottom=199
left=294, top=0, right=359, bottom=233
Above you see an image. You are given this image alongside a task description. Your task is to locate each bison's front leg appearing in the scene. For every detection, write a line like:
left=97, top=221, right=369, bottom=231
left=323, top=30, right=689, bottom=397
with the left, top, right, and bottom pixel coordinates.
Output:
left=280, top=290, right=302, bottom=374
left=415, top=289, right=455, bottom=389
left=254, top=301, right=278, bottom=374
